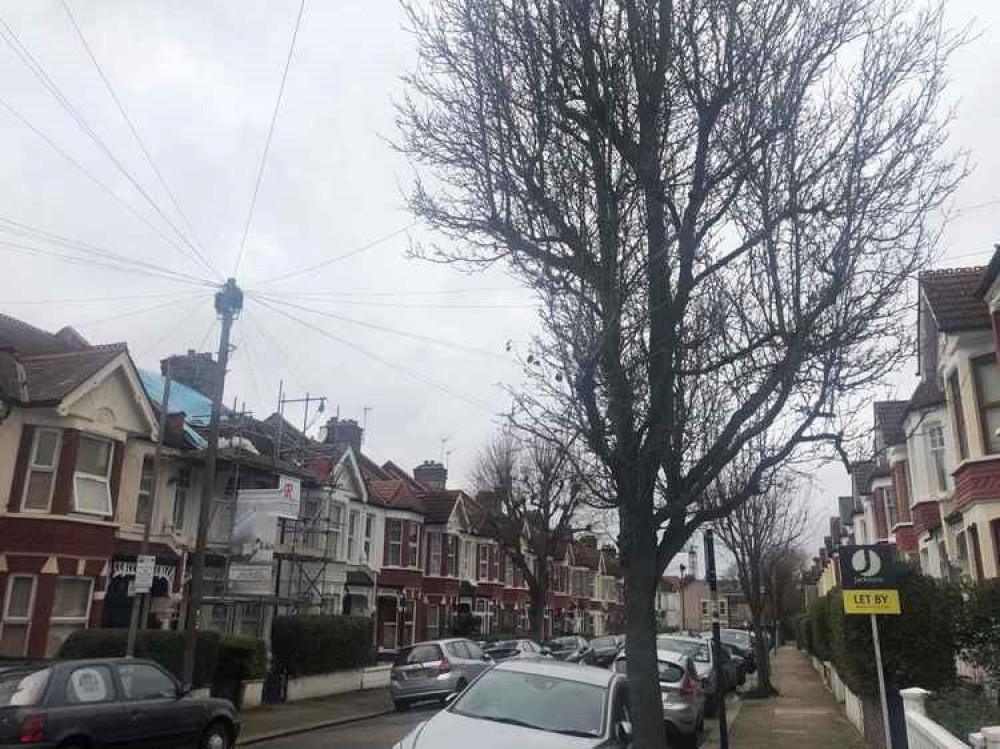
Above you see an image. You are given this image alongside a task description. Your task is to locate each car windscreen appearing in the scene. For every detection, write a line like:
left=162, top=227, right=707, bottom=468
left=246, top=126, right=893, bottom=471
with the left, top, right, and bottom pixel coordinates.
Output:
left=488, top=641, right=518, bottom=651
left=657, top=638, right=710, bottom=663
left=451, top=669, right=607, bottom=738
left=394, top=644, right=442, bottom=666
left=0, top=669, right=50, bottom=707
left=590, top=636, right=616, bottom=649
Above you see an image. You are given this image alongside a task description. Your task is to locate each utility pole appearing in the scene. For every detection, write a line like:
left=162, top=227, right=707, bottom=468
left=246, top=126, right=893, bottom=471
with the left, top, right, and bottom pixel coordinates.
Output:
left=182, top=279, right=242, bottom=685
left=127, top=367, right=173, bottom=657
left=704, top=529, right=729, bottom=749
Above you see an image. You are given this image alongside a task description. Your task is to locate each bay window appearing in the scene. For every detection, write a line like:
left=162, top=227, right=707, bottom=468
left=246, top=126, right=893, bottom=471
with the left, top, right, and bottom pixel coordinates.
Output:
left=0, top=575, right=36, bottom=657
left=428, top=532, right=442, bottom=575
left=46, top=577, right=93, bottom=656
left=74, top=436, right=113, bottom=515
left=347, top=510, right=360, bottom=561
left=885, top=487, right=898, bottom=529
left=22, top=428, right=60, bottom=512
left=949, top=371, right=969, bottom=459
left=171, top=468, right=190, bottom=531
left=447, top=536, right=458, bottom=576
left=363, top=513, right=375, bottom=563
left=478, top=544, right=489, bottom=580
left=329, top=503, right=344, bottom=559
left=928, top=425, right=949, bottom=492
left=974, top=355, right=1000, bottom=454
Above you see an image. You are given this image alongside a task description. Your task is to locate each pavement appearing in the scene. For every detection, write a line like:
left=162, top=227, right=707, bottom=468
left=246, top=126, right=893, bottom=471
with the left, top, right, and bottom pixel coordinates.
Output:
left=237, top=687, right=395, bottom=746
left=724, top=646, right=868, bottom=749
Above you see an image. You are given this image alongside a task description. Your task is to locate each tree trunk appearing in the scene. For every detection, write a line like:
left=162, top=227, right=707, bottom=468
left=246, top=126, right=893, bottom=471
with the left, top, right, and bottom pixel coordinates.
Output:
left=752, top=622, right=774, bottom=694
left=529, top=568, right=549, bottom=642
left=623, top=508, right=666, bottom=749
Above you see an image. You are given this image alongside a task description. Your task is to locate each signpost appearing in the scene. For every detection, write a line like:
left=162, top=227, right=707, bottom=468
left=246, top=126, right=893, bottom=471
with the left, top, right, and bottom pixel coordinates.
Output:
left=134, top=555, right=156, bottom=594
left=839, top=544, right=900, bottom=749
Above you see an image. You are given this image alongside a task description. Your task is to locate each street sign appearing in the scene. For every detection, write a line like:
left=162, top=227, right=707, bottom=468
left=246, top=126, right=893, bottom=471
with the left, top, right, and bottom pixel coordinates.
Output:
left=134, top=554, right=156, bottom=593
left=843, top=589, right=901, bottom=615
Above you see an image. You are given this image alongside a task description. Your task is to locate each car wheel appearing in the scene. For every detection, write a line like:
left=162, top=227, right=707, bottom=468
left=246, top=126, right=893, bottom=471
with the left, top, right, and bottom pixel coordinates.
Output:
left=394, top=699, right=410, bottom=712
left=201, top=721, right=232, bottom=749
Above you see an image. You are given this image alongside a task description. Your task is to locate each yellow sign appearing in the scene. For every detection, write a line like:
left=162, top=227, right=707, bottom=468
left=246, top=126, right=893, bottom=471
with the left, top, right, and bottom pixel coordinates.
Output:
left=843, top=589, right=901, bottom=615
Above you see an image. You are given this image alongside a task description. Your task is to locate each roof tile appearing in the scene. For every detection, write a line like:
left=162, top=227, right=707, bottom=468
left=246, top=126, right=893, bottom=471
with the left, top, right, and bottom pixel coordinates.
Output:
left=921, top=267, right=991, bottom=332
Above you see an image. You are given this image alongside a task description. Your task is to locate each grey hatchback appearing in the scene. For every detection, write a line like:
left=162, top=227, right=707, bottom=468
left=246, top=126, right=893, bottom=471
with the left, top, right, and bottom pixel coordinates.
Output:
left=391, top=639, right=492, bottom=710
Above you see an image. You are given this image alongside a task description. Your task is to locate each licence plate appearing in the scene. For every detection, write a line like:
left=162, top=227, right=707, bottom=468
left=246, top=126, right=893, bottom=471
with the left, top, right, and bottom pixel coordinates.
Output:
left=403, top=669, right=426, bottom=680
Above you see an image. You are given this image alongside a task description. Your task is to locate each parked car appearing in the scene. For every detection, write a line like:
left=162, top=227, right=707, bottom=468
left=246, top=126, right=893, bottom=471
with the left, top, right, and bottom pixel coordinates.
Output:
left=483, top=639, right=550, bottom=662
left=391, top=639, right=492, bottom=711
left=543, top=636, right=591, bottom=662
left=711, top=629, right=756, bottom=674
left=657, top=635, right=738, bottom=715
left=392, top=658, right=634, bottom=749
left=614, top=649, right=705, bottom=748
left=0, top=658, right=239, bottom=749
left=583, top=635, right=622, bottom=667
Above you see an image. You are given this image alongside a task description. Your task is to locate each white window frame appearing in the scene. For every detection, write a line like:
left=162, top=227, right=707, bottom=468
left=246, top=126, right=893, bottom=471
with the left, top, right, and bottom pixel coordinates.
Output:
left=47, top=576, right=93, bottom=656
left=329, top=502, right=344, bottom=560
left=135, top=455, right=155, bottom=526
left=0, top=574, right=37, bottom=657
left=73, top=435, right=114, bottom=516
left=428, top=532, right=442, bottom=576
left=171, top=468, right=191, bottom=531
left=447, top=535, right=458, bottom=577
left=388, top=520, right=403, bottom=566
left=426, top=604, right=440, bottom=640
left=408, top=523, right=420, bottom=568
left=363, top=513, right=375, bottom=563
left=22, top=428, right=61, bottom=513
left=347, top=510, right=360, bottom=562
left=928, top=424, right=950, bottom=493
left=478, top=544, right=489, bottom=581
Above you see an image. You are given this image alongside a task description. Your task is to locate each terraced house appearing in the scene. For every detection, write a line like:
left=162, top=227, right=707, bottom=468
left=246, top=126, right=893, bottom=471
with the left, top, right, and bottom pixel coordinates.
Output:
left=0, top=313, right=628, bottom=658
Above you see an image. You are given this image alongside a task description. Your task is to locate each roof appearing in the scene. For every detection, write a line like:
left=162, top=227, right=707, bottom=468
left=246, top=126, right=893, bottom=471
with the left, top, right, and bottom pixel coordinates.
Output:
left=367, top=478, right=425, bottom=514
left=920, top=267, right=991, bottom=332
left=851, top=461, right=875, bottom=495
left=906, top=378, right=945, bottom=413
left=13, top=345, right=125, bottom=405
left=494, top=657, right=617, bottom=687
left=977, top=245, right=1000, bottom=297
left=874, top=401, right=908, bottom=446
left=0, top=313, right=89, bottom=355
left=420, top=491, right=461, bottom=524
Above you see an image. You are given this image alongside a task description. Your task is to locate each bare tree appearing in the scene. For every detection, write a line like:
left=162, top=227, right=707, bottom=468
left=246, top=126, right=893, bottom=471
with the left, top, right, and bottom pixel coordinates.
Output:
left=397, top=1, right=964, bottom=744
left=472, top=430, right=590, bottom=641
left=713, top=476, right=809, bottom=695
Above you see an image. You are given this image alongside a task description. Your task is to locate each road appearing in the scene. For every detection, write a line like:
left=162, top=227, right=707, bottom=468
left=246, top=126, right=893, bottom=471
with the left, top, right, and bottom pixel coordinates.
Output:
left=249, top=703, right=438, bottom=749
left=248, top=694, right=740, bottom=749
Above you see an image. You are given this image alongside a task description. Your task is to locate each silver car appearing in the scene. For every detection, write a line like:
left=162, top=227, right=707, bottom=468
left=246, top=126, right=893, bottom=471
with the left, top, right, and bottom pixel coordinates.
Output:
left=393, top=659, right=634, bottom=749
left=614, top=649, right=705, bottom=747
left=656, top=635, right=721, bottom=715
left=391, top=639, right=492, bottom=711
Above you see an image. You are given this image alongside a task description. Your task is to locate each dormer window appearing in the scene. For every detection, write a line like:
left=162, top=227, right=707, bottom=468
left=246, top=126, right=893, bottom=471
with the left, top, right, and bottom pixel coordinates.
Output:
left=74, top=436, right=113, bottom=515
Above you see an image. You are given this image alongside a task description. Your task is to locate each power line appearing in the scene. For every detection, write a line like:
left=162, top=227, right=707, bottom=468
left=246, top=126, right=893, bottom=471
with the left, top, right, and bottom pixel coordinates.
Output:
left=233, top=0, right=306, bottom=277
left=136, top=296, right=213, bottom=361
left=0, top=237, right=216, bottom=287
left=250, top=292, right=511, bottom=361
left=0, top=14, right=217, bottom=278
left=243, top=306, right=310, bottom=394
left=256, top=285, right=525, bottom=298
left=251, top=222, right=417, bottom=286
left=0, top=216, right=214, bottom=286
left=0, top=291, right=195, bottom=305
left=75, top=292, right=208, bottom=328
left=59, top=0, right=220, bottom=280
left=0, top=93, right=216, bottom=278
left=251, top=295, right=496, bottom=413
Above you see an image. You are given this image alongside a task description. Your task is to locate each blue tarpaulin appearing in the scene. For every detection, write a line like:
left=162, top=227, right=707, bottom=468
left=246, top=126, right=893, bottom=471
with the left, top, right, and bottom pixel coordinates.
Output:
left=138, top=369, right=212, bottom=449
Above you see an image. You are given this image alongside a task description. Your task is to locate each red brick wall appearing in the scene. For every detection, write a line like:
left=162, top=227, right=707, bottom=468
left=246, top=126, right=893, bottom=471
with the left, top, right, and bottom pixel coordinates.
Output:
left=894, top=524, right=918, bottom=553
left=953, top=458, right=1000, bottom=513
left=912, top=501, right=940, bottom=535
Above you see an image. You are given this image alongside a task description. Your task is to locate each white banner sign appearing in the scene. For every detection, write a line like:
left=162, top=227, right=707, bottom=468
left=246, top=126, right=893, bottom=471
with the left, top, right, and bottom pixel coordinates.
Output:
left=134, top=554, right=156, bottom=592
left=278, top=475, right=301, bottom=519
left=228, top=563, right=272, bottom=583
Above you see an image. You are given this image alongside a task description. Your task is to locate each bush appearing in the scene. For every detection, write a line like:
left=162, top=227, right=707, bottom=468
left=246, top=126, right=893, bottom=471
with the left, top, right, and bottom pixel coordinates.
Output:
left=794, top=612, right=811, bottom=652
left=830, top=568, right=961, bottom=698
left=271, top=615, right=373, bottom=677
left=956, top=579, right=1000, bottom=684
left=59, top=629, right=220, bottom=688
left=216, top=635, right=267, bottom=682
left=808, top=594, right=832, bottom=662
left=927, top=683, right=1000, bottom=743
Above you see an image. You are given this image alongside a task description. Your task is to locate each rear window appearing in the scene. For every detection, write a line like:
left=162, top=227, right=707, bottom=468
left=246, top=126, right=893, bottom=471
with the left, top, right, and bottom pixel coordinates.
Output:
left=0, top=669, right=49, bottom=707
left=446, top=642, right=471, bottom=658
left=394, top=644, right=442, bottom=666
left=657, top=662, right=685, bottom=683
left=591, top=637, right=616, bottom=648
left=489, top=641, right=518, bottom=650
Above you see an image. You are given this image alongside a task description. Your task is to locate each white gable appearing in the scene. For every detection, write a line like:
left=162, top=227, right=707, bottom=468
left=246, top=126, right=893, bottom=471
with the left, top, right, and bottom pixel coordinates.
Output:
left=61, top=360, right=156, bottom=438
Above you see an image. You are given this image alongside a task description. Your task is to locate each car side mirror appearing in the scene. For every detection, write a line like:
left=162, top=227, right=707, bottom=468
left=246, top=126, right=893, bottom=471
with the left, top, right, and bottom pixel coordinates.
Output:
left=482, top=654, right=492, bottom=662
left=615, top=720, right=633, bottom=744
left=177, top=682, right=192, bottom=698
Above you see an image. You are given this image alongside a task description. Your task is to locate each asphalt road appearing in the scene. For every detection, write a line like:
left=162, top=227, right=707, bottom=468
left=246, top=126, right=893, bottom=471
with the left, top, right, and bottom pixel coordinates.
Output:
left=250, top=703, right=440, bottom=749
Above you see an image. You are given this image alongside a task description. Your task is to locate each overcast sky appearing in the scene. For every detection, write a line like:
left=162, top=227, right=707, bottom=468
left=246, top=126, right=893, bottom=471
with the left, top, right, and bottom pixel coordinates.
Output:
left=2, top=1, right=997, bottom=566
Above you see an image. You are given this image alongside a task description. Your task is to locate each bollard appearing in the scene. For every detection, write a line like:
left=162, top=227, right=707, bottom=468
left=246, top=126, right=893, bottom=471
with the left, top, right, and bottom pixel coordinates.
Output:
left=899, top=687, right=929, bottom=717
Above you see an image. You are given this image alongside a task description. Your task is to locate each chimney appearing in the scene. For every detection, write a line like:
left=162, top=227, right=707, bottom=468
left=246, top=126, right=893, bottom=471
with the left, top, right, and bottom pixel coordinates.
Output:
left=414, top=460, right=447, bottom=491
left=324, top=417, right=363, bottom=453
left=160, top=350, right=220, bottom=399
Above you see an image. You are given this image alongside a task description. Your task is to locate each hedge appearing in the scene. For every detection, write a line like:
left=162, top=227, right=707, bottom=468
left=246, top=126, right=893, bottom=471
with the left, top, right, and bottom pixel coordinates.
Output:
left=956, top=578, right=1000, bottom=684
left=800, top=568, right=961, bottom=699
left=271, top=615, right=372, bottom=676
left=59, top=629, right=221, bottom=688
left=216, top=635, right=267, bottom=682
